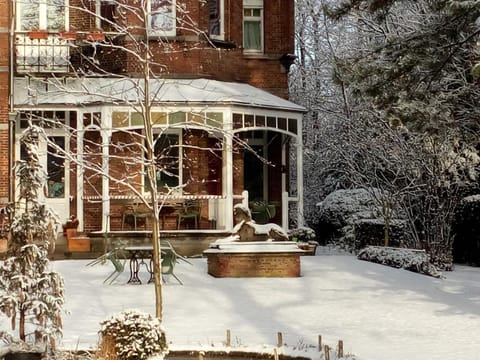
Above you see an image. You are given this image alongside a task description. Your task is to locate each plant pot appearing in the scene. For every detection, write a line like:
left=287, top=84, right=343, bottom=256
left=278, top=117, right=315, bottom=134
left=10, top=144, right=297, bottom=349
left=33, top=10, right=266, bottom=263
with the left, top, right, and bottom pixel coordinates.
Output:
left=86, top=32, right=105, bottom=41
left=28, top=31, right=49, bottom=40
left=5, top=352, right=43, bottom=360
left=59, top=31, right=77, bottom=40
left=0, top=238, right=7, bottom=253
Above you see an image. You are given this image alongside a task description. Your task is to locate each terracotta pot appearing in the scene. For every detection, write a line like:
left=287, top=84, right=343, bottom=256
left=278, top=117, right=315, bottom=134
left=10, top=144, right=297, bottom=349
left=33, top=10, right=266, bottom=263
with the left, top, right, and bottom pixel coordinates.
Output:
left=59, top=31, right=77, bottom=40
left=28, top=31, right=49, bottom=40
left=0, top=238, right=7, bottom=253
left=86, top=32, right=105, bottom=41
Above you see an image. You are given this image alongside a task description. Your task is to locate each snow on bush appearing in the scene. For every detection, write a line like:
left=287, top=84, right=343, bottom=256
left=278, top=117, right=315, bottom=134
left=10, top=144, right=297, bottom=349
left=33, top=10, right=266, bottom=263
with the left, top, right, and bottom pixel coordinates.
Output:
left=99, top=310, right=167, bottom=360
left=287, top=226, right=317, bottom=243
left=357, top=246, right=442, bottom=278
left=316, top=188, right=384, bottom=228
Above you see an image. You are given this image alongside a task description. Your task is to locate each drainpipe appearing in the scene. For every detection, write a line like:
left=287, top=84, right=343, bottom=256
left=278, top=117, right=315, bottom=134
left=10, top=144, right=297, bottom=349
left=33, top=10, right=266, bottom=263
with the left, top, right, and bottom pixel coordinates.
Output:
left=8, top=0, right=17, bottom=204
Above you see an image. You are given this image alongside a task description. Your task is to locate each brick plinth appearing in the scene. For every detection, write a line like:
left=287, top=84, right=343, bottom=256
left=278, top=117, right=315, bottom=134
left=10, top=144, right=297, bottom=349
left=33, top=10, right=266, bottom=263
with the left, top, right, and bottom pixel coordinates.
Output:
left=205, top=244, right=302, bottom=277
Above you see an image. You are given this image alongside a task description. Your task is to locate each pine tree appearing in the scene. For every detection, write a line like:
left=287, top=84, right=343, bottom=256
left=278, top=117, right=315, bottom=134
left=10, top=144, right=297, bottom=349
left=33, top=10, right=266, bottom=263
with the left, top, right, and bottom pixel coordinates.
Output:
left=0, top=126, right=64, bottom=351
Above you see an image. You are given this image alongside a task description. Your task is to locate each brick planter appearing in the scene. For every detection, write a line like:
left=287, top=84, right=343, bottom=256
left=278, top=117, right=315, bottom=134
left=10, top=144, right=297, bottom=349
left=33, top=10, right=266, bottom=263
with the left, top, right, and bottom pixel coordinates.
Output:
left=204, top=241, right=304, bottom=278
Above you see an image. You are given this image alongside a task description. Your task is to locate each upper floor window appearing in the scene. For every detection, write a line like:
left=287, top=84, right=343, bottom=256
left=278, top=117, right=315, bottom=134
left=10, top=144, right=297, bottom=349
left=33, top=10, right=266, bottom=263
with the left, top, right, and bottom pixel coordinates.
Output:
left=243, top=0, right=263, bottom=53
left=208, top=0, right=223, bottom=39
left=95, top=0, right=117, bottom=32
left=17, top=0, right=68, bottom=31
left=149, top=0, right=176, bottom=37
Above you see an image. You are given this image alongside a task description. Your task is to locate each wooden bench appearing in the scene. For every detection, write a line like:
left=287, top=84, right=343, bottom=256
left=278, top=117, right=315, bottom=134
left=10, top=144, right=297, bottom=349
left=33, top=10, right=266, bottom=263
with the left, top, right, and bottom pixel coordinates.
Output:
left=66, top=228, right=91, bottom=252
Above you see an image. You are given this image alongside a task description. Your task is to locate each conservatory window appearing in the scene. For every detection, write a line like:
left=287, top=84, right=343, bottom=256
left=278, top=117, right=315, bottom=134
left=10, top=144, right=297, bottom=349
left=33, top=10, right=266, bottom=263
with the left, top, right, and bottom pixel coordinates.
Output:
left=17, top=0, right=68, bottom=31
left=144, top=132, right=181, bottom=192
left=243, top=0, right=263, bottom=52
left=149, top=0, right=176, bottom=37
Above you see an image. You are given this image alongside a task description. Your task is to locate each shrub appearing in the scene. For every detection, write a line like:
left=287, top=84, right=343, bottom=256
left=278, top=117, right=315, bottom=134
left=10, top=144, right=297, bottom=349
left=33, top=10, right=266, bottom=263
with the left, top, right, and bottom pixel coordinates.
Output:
left=288, top=226, right=317, bottom=243
left=99, top=310, right=167, bottom=360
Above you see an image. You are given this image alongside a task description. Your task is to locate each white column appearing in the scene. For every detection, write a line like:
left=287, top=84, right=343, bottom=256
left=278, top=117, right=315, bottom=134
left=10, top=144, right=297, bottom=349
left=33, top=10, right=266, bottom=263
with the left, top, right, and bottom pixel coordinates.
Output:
left=281, top=134, right=287, bottom=230
left=101, top=109, right=112, bottom=232
left=76, top=114, right=84, bottom=231
left=224, top=133, right=234, bottom=229
left=296, top=116, right=304, bottom=227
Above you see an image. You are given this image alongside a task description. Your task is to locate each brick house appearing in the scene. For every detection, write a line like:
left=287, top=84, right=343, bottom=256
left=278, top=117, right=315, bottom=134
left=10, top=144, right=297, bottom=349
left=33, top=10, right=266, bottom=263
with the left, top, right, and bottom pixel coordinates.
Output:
left=0, top=0, right=304, bottom=239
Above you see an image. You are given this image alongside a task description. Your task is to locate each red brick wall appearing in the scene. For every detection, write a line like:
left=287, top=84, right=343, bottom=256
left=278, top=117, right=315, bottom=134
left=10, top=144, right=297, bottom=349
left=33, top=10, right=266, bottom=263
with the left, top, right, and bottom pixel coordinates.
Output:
left=67, top=0, right=294, bottom=97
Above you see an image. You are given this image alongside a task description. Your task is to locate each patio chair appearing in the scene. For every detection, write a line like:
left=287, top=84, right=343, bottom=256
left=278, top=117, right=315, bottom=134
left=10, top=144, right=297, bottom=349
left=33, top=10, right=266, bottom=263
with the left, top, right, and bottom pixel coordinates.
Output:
left=160, top=241, right=192, bottom=284
left=122, top=203, right=150, bottom=230
left=87, top=246, right=127, bottom=284
left=161, top=250, right=183, bottom=284
left=177, top=200, right=201, bottom=229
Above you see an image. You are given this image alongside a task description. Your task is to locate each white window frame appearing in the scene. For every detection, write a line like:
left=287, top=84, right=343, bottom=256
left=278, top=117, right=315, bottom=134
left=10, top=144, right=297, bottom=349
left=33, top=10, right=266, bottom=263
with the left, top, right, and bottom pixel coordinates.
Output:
left=242, top=0, right=263, bottom=53
left=208, top=0, right=224, bottom=40
left=16, top=0, right=69, bottom=31
left=95, top=0, right=117, bottom=31
left=148, top=0, right=176, bottom=37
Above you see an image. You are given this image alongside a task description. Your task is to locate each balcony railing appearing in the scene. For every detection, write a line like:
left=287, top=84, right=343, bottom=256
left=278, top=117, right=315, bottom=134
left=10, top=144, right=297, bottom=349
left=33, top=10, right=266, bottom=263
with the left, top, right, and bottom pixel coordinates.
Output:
left=15, top=32, right=72, bottom=73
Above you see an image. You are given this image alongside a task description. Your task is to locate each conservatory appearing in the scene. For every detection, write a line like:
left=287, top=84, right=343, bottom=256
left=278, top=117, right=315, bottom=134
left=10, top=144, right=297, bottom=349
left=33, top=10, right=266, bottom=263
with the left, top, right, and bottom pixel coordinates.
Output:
left=13, top=78, right=305, bottom=234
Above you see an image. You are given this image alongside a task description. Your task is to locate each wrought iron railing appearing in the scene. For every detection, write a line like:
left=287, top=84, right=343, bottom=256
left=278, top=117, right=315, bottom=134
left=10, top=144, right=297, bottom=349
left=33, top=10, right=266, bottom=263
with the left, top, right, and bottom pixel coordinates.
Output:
left=15, top=32, right=72, bottom=73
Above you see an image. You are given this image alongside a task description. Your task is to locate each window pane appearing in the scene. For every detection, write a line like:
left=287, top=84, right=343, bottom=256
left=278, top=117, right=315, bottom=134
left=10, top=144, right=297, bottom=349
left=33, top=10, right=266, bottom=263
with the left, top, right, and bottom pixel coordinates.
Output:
left=169, top=111, right=186, bottom=124
left=112, top=112, right=129, bottom=127
left=243, top=21, right=261, bottom=50
left=19, top=0, right=40, bottom=30
left=131, top=112, right=143, bottom=126
left=47, top=136, right=65, bottom=198
left=252, top=8, right=260, bottom=16
left=209, top=0, right=220, bottom=35
left=151, top=0, right=175, bottom=33
left=154, top=134, right=179, bottom=190
left=152, top=112, right=167, bottom=125
left=47, top=0, right=65, bottom=31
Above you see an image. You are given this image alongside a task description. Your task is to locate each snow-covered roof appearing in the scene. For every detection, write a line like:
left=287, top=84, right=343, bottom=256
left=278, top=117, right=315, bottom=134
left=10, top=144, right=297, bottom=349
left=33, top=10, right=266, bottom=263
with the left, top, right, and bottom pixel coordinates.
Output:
left=14, top=77, right=306, bottom=113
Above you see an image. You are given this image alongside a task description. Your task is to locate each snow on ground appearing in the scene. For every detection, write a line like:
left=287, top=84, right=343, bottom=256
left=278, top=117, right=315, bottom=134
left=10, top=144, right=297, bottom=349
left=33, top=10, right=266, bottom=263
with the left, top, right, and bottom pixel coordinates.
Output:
left=3, top=249, right=480, bottom=360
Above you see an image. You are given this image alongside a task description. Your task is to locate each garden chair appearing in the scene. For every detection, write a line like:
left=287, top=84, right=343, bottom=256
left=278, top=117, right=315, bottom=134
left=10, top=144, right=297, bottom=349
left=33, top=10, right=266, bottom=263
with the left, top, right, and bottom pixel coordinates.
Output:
left=160, top=241, right=192, bottom=284
left=161, top=250, right=183, bottom=284
left=87, top=245, right=127, bottom=284
left=177, top=200, right=201, bottom=229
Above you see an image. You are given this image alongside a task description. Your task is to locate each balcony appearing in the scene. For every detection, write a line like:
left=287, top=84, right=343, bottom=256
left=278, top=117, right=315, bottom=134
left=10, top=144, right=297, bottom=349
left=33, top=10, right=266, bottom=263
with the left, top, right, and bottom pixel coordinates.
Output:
left=15, top=32, right=72, bottom=73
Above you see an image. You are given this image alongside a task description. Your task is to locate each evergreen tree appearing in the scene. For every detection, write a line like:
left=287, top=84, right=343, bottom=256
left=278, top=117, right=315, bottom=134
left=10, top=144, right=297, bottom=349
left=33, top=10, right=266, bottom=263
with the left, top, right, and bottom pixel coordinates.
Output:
left=0, top=126, right=64, bottom=350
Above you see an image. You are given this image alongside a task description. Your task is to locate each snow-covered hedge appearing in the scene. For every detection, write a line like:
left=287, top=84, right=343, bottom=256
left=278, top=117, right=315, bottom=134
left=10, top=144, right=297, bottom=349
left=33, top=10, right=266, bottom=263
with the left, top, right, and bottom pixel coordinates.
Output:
left=353, top=219, right=408, bottom=250
left=316, top=188, right=383, bottom=228
left=357, top=246, right=442, bottom=278
left=99, top=310, right=167, bottom=360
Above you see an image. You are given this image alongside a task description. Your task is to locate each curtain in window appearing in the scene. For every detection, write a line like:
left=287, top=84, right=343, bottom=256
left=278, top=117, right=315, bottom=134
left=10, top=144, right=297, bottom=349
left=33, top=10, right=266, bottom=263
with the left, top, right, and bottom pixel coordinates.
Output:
left=209, top=0, right=220, bottom=35
left=243, top=21, right=261, bottom=50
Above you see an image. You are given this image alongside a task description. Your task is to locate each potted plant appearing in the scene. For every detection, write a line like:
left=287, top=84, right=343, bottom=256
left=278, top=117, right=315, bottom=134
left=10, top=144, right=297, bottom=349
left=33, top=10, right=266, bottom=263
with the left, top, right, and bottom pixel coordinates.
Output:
left=28, top=31, right=49, bottom=40
left=288, top=226, right=319, bottom=255
left=0, top=126, right=64, bottom=359
left=249, top=200, right=276, bottom=224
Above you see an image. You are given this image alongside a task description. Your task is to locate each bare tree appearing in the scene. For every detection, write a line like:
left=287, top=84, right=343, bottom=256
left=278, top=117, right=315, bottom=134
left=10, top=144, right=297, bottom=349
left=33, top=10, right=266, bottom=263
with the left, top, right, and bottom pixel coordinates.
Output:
left=12, top=0, right=243, bottom=320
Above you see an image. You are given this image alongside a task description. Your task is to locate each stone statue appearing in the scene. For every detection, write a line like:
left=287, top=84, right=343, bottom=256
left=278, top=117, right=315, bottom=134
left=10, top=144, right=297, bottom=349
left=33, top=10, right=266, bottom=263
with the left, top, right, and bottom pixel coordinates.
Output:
left=232, top=203, right=288, bottom=242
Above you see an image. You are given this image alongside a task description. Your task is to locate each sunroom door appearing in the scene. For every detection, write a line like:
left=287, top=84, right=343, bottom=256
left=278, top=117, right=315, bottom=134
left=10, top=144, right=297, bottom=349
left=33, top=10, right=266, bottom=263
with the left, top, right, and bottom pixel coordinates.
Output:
left=18, top=135, right=70, bottom=227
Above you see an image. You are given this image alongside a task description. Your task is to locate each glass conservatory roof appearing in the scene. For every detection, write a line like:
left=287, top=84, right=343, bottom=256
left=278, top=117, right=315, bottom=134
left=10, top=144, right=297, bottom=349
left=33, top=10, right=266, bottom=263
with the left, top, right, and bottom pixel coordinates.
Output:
left=14, top=78, right=306, bottom=113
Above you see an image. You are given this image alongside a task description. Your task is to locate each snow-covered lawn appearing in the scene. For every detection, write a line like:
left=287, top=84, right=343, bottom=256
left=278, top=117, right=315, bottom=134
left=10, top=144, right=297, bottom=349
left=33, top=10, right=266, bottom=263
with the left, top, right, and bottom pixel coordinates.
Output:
left=4, top=249, right=479, bottom=360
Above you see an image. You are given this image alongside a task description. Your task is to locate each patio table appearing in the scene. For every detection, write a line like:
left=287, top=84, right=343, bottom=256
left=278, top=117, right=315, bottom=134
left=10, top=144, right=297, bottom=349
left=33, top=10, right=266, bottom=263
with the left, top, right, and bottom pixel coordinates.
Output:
left=124, top=244, right=191, bottom=284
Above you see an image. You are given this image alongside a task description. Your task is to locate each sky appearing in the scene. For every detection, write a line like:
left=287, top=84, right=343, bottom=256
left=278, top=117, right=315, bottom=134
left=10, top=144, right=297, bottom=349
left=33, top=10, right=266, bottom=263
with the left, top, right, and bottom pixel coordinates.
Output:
left=2, top=248, right=480, bottom=360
